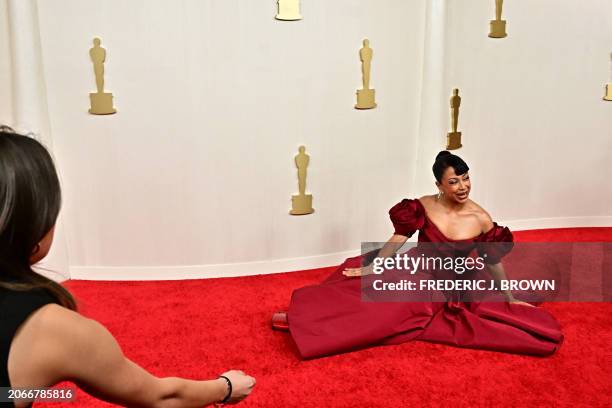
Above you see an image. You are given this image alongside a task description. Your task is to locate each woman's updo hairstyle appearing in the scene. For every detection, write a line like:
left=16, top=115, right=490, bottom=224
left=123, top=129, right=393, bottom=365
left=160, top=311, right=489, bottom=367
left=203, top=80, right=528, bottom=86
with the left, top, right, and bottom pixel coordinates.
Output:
left=432, top=151, right=469, bottom=183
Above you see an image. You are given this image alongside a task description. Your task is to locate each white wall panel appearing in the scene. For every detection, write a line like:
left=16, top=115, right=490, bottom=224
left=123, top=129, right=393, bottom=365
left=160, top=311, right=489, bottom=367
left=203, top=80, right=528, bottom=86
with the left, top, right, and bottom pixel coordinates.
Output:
left=34, top=0, right=426, bottom=276
left=0, top=0, right=13, bottom=124
left=2, top=1, right=609, bottom=279
left=442, top=0, right=612, bottom=221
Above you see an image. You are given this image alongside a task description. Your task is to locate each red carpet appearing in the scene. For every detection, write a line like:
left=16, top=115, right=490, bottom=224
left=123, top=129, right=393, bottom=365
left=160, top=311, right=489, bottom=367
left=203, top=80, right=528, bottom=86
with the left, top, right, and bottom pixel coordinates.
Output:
left=46, top=228, right=612, bottom=407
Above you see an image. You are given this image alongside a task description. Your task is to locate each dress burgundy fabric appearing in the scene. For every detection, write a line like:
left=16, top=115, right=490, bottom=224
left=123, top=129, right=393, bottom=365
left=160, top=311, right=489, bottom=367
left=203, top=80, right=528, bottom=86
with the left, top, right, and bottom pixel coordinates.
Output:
left=287, top=199, right=564, bottom=359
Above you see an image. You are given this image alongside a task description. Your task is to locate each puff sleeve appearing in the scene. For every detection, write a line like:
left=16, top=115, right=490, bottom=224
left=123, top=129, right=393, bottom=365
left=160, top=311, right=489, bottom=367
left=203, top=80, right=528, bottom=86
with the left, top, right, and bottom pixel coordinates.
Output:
left=476, top=223, right=514, bottom=264
left=388, top=199, right=425, bottom=238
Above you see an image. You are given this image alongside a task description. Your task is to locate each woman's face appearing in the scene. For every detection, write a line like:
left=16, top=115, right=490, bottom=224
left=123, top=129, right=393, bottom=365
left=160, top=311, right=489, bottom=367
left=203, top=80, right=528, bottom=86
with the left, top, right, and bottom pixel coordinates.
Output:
left=438, top=166, right=471, bottom=203
left=29, top=225, right=56, bottom=265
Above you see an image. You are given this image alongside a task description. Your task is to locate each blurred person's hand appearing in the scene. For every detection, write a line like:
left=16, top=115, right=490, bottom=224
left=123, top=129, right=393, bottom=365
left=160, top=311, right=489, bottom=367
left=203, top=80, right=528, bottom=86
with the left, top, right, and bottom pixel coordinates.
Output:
left=218, top=370, right=256, bottom=404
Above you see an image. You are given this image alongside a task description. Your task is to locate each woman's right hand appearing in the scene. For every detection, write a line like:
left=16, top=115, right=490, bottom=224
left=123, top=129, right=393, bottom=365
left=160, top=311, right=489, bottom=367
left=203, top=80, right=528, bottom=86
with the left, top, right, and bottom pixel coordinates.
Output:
left=342, top=263, right=374, bottom=277
left=218, top=370, right=256, bottom=404
left=509, top=299, right=536, bottom=308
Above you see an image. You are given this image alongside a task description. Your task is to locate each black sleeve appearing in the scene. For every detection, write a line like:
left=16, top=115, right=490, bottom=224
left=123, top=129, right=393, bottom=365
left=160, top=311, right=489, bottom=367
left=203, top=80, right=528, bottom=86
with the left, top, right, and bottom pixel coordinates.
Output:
left=0, top=288, right=58, bottom=389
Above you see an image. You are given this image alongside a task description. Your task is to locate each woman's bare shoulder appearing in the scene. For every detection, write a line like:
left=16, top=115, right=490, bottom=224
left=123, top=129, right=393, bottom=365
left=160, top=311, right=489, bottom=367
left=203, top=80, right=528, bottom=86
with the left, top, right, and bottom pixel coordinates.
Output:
left=465, top=200, right=494, bottom=231
left=28, top=303, right=96, bottom=336
left=9, top=303, right=108, bottom=386
left=11, top=302, right=163, bottom=407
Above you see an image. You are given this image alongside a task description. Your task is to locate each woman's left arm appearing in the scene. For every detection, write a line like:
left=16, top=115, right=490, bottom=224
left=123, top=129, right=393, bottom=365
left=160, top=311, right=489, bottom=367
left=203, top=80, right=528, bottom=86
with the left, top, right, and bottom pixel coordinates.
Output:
left=487, top=263, right=535, bottom=307
left=477, top=210, right=533, bottom=306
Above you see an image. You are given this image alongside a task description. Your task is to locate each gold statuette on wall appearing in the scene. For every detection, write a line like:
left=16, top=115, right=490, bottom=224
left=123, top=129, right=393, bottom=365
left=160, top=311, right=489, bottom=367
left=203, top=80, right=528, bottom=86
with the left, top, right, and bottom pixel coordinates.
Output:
left=604, top=53, right=612, bottom=101
left=446, top=89, right=462, bottom=150
left=89, top=38, right=116, bottom=115
left=355, top=39, right=376, bottom=109
left=275, top=0, right=302, bottom=21
left=489, top=0, right=507, bottom=38
left=290, top=146, right=314, bottom=215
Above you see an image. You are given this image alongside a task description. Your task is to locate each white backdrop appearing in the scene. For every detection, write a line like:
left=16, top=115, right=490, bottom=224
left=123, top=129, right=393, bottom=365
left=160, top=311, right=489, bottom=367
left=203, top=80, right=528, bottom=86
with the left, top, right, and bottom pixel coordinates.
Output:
left=434, top=0, right=612, bottom=226
left=1, top=0, right=610, bottom=280
left=0, top=1, right=10, bottom=123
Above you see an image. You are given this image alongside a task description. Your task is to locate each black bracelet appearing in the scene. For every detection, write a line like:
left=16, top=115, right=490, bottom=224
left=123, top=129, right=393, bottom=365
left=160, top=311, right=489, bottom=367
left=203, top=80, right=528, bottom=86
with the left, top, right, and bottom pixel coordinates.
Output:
left=218, top=375, right=232, bottom=404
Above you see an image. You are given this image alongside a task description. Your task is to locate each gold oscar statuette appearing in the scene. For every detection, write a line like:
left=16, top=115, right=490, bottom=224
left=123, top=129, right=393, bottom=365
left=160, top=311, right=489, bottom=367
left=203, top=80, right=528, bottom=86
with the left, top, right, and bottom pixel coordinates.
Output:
left=88, top=37, right=116, bottom=115
left=605, top=84, right=612, bottom=102
left=604, top=53, right=612, bottom=101
left=355, top=39, right=376, bottom=109
left=446, top=89, right=462, bottom=150
left=489, top=0, right=507, bottom=39
left=275, top=0, right=302, bottom=21
left=290, top=145, right=314, bottom=215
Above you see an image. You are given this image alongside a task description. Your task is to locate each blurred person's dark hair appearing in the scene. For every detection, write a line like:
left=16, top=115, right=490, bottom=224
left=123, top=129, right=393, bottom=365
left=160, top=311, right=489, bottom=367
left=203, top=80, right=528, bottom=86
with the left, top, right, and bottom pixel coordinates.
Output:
left=0, top=125, right=75, bottom=309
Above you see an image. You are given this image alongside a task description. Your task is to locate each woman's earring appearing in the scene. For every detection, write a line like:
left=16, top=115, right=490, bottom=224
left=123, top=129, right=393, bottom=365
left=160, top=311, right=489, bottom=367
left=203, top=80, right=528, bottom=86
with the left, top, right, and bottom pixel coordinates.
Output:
left=32, top=243, right=40, bottom=255
left=437, top=191, right=442, bottom=200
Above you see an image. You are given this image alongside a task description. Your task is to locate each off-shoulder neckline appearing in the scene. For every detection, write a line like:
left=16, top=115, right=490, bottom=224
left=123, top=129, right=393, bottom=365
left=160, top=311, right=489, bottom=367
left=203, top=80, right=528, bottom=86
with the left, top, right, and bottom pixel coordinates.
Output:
left=414, top=198, right=486, bottom=242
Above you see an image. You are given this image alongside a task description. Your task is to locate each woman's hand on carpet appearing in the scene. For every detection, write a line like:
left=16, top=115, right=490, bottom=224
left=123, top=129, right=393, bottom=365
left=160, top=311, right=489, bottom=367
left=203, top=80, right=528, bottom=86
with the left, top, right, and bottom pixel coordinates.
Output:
left=219, top=370, right=256, bottom=404
left=509, top=299, right=536, bottom=307
left=343, top=264, right=374, bottom=277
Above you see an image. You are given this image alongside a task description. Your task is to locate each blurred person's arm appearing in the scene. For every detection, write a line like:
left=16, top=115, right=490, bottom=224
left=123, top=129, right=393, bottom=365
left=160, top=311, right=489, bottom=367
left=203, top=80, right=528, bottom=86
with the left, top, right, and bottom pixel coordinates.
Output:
left=8, top=304, right=255, bottom=407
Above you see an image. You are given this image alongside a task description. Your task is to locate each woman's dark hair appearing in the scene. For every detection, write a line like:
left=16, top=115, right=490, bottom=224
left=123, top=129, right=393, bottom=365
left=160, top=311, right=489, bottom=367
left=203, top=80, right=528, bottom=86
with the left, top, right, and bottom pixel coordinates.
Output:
left=0, top=125, right=76, bottom=310
left=432, top=150, right=469, bottom=183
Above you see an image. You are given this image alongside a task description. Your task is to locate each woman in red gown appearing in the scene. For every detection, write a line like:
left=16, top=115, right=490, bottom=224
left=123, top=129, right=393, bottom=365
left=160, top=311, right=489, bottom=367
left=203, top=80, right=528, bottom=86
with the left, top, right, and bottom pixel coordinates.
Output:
left=274, top=151, right=563, bottom=359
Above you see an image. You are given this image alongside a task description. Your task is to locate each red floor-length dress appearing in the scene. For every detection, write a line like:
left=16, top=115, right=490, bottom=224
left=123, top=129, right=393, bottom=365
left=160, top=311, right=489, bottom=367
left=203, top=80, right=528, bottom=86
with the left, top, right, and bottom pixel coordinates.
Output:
left=287, top=199, right=564, bottom=359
